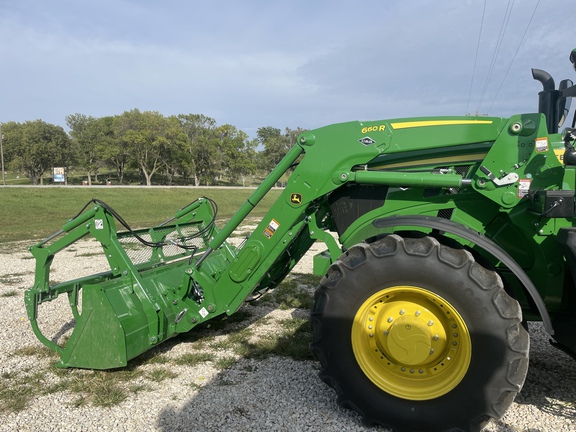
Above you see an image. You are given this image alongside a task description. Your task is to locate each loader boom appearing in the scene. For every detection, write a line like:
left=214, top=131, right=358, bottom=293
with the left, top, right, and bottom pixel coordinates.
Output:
left=26, top=116, right=507, bottom=368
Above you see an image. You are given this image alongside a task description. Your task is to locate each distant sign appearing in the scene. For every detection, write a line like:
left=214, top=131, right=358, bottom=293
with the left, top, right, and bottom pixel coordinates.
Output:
left=53, top=167, right=65, bottom=183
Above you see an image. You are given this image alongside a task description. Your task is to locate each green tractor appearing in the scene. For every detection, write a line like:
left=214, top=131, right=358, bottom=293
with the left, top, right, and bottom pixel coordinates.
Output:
left=26, top=50, right=576, bottom=431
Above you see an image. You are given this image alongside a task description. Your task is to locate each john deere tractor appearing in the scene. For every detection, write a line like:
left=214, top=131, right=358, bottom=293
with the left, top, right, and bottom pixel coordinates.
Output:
left=25, top=49, right=576, bottom=431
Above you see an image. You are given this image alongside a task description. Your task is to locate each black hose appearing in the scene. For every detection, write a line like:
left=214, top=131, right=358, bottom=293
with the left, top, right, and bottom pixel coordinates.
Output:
left=74, top=197, right=218, bottom=251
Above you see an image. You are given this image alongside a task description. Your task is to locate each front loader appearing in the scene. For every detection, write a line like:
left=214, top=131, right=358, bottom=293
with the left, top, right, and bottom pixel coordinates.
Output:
left=26, top=49, right=576, bottom=432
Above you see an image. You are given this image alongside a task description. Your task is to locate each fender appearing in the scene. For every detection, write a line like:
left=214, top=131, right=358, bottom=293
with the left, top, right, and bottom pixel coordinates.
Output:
left=372, top=215, right=554, bottom=335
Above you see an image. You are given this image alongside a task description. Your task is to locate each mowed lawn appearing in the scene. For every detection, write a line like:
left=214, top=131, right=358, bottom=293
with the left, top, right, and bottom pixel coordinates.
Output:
left=0, top=187, right=283, bottom=243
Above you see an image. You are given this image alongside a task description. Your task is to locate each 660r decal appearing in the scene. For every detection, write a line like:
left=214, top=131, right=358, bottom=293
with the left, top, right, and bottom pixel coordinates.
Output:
left=361, top=125, right=385, bottom=133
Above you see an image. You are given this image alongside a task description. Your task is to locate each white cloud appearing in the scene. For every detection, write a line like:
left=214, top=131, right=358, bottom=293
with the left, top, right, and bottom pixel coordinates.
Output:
left=1, top=0, right=576, bottom=134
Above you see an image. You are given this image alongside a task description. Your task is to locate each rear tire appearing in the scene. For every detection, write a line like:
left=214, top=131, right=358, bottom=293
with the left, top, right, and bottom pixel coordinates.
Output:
left=310, top=235, right=529, bottom=432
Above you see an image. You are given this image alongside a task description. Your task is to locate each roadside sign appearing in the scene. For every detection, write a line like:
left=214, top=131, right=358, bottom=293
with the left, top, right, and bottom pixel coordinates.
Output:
left=53, top=167, right=65, bottom=183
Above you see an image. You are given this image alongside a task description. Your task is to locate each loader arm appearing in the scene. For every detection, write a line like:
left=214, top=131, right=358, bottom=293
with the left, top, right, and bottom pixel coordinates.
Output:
left=25, top=116, right=498, bottom=369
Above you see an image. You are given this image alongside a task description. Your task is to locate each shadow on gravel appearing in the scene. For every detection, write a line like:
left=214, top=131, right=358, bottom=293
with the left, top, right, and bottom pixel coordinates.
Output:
left=512, top=323, right=576, bottom=422
left=154, top=356, right=386, bottom=432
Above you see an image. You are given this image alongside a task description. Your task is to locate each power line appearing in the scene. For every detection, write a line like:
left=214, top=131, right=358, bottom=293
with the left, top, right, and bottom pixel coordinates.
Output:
left=487, top=0, right=541, bottom=114
left=476, top=0, right=515, bottom=114
left=466, top=0, right=487, bottom=115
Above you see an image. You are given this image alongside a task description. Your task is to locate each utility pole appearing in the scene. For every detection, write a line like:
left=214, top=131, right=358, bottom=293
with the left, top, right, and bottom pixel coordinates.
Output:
left=0, top=123, right=5, bottom=186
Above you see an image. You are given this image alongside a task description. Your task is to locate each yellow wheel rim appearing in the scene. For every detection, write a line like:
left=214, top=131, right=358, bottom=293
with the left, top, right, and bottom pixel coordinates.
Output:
left=351, top=286, right=471, bottom=400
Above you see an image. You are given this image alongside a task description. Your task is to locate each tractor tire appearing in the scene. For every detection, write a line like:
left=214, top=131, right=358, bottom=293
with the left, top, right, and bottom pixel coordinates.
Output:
left=310, top=235, right=529, bottom=432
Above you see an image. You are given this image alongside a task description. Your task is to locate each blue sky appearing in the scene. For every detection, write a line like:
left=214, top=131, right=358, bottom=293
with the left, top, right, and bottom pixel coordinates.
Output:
left=1, top=0, right=575, bottom=137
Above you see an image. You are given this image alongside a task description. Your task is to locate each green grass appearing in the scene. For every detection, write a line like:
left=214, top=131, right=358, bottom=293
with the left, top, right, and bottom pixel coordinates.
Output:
left=0, top=272, right=27, bottom=288
left=14, top=345, right=60, bottom=359
left=0, top=187, right=282, bottom=243
left=230, top=317, right=313, bottom=361
left=174, top=352, right=216, bottom=366
left=0, top=374, right=39, bottom=413
left=0, top=369, right=119, bottom=413
left=67, top=373, right=130, bottom=407
left=215, top=356, right=237, bottom=370
left=252, top=276, right=319, bottom=310
left=146, top=368, right=178, bottom=382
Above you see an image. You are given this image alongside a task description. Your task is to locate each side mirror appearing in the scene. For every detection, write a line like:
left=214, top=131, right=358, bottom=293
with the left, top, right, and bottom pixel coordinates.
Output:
left=558, top=79, right=573, bottom=128
left=571, top=49, right=576, bottom=71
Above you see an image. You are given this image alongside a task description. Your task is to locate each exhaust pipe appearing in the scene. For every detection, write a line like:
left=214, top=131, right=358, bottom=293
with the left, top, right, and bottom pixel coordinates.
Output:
left=532, top=68, right=559, bottom=133
left=532, top=68, right=555, bottom=91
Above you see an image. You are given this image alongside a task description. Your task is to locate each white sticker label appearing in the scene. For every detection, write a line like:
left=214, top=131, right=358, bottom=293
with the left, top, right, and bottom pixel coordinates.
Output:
left=518, top=179, right=531, bottom=198
left=94, top=219, right=104, bottom=229
left=199, top=307, right=209, bottom=318
left=535, top=137, right=548, bottom=152
left=263, top=219, right=280, bottom=239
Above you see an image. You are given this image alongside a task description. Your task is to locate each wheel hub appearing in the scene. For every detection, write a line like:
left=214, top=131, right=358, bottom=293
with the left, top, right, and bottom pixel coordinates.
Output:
left=351, top=286, right=471, bottom=400
left=387, top=316, right=431, bottom=365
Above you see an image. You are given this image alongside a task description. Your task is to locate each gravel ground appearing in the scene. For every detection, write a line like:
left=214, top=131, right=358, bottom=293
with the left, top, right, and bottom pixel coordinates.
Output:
left=1, top=237, right=575, bottom=432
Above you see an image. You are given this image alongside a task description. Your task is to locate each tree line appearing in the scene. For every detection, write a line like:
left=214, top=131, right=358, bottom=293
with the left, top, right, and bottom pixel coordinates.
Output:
left=1, top=109, right=304, bottom=186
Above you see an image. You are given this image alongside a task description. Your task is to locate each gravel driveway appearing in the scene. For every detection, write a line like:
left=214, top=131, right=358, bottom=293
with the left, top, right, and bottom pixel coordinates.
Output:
left=1, top=238, right=575, bottom=432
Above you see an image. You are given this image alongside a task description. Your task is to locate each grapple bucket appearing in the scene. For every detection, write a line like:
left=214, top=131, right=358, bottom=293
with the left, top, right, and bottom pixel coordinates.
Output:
left=24, top=197, right=226, bottom=369
left=25, top=144, right=309, bottom=370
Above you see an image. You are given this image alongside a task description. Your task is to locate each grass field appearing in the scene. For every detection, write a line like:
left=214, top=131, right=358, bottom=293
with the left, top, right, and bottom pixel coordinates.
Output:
left=0, top=187, right=283, bottom=243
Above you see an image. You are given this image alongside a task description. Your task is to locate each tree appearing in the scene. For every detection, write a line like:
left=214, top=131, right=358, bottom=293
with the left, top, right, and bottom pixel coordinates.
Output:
left=0, top=121, right=22, bottom=166
left=159, top=116, right=189, bottom=185
left=98, top=115, right=129, bottom=184
left=192, top=135, right=220, bottom=186
left=257, top=126, right=305, bottom=172
left=66, top=113, right=106, bottom=185
left=177, top=114, right=218, bottom=186
left=5, top=120, right=73, bottom=185
left=217, top=125, right=257, bottom=185
left=114, top=109, right=173, bottom=186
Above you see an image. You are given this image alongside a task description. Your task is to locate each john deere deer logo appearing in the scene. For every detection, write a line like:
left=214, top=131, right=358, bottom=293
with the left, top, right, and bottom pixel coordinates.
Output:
left=290, top=193, right=302, bottom=205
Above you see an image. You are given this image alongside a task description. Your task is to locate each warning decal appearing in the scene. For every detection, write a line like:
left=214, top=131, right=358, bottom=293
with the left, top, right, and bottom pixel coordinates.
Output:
left=535, top=137, right=549, bottom=152
left=263, top=219, right=280, bottom=239
left=518, top=179, right=531, bottom=198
